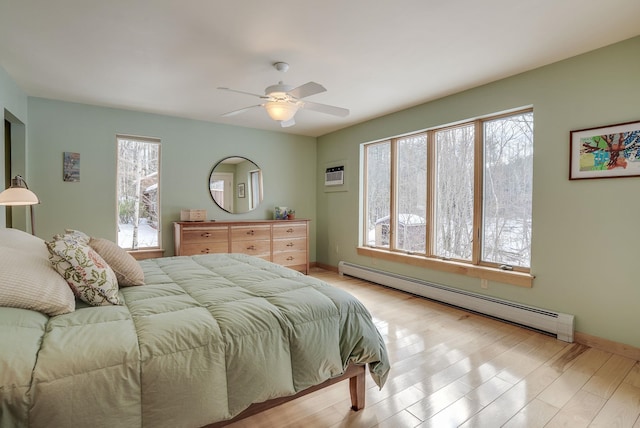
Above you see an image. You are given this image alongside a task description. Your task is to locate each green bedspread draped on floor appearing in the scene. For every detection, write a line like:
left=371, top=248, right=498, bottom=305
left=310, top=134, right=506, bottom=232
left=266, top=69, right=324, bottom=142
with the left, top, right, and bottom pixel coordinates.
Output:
left=0, top=254, right=389, bottom=427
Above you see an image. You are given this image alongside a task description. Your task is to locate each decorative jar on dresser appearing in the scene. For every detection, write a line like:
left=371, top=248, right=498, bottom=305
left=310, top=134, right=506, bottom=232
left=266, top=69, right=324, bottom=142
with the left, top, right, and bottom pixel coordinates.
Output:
left=173, top=219, right=310, bottom=274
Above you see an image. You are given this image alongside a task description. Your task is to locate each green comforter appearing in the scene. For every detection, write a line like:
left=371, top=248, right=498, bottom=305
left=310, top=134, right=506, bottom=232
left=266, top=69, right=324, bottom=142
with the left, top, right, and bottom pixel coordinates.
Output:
left=0, top=254, right=389, bottom=427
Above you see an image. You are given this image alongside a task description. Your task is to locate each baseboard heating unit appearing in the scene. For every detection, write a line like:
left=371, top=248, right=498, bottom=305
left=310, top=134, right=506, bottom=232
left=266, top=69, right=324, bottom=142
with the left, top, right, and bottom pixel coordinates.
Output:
left=338, top=261, right=574, bottom=342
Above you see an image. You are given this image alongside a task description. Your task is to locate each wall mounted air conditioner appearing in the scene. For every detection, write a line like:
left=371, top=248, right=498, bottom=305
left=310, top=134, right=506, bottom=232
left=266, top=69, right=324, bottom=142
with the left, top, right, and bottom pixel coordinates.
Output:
left=325, top=165, right=344, bottom=186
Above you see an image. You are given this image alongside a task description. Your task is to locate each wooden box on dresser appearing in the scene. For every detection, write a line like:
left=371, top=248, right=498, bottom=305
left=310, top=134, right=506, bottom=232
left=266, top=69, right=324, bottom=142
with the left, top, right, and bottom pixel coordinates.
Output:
left=174, top=220, right=310, bottom=274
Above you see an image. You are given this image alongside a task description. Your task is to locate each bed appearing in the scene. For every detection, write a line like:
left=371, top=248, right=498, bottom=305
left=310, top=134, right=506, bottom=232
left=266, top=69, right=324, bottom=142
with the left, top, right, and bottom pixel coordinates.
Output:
left=0, top=228, right=390, bottom=427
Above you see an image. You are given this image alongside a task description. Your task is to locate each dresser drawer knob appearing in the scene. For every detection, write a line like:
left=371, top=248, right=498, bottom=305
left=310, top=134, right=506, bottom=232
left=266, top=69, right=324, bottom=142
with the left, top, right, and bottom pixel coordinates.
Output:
left=201, top=232, right=211, bottom=238
left=286, top=242, right=294, bottom=247
left=201, top=248, right=210, bottom=253
left=286, top=228, right=294, bottom=233
left=246, top=230, right=255, bottom=235
left=286, top=256, right=294, bottom=261
left=247, top=245, right=256, bottom=250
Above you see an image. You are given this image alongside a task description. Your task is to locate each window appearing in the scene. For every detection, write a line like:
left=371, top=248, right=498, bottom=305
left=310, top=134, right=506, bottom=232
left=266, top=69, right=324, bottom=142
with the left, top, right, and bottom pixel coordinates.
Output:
left=434, top=125, right=475, bottom=261
left=482, top=113, right=533, bottom=267
left=365, top=140, right=390, bottom=248
left=361, top=109, right=533, bottom=286
left=249, top=169, right=262, bottom=210
left=116, top=135, right=161, bottom=250
left=210, top=172, right=233, bottom=211
left=396, top=134, right=427, bottom=253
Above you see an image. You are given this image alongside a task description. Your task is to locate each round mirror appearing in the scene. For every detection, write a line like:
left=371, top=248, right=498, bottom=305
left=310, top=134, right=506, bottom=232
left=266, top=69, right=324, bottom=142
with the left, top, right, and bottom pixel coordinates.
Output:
left=209, top=156, right=263, bottom=214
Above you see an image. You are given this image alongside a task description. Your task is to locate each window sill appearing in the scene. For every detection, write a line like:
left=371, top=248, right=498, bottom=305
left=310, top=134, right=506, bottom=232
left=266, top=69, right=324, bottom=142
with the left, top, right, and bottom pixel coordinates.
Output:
left=356, top=247, right=533, bottom=288
left=127, top=248, right=165, bottom=261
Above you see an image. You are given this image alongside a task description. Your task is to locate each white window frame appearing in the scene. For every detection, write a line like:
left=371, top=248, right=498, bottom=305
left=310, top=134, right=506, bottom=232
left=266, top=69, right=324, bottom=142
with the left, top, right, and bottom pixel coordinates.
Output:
left=116, top=135, right=161, bottom=251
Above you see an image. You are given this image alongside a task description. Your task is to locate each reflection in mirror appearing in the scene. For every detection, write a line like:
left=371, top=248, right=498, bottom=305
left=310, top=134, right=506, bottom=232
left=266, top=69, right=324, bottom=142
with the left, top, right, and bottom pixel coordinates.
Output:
left=209, top=156, right=263, bottom=214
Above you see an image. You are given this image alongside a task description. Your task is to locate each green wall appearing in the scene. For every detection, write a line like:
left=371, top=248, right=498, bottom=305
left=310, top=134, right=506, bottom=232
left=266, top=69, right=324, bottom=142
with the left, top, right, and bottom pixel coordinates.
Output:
left=2, top=36, right=639, bottom=349
left=316, top=36, right=640, bottom=349
left=0, top=66, right=27, bottom=123
left=26, top=98, right=317, bottom=260
left=0, top=66, right=28, bottom=231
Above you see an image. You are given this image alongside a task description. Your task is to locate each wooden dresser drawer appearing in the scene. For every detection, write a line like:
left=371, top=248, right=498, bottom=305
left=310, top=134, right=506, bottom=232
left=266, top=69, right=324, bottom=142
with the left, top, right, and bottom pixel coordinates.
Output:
left=231, top=240, right=271, bottom=259
left=272, top=223, right=307, bottom=239
left=230, top=225, right=271, bottom=241
left=183, top=227, right=228, bottom=243
left=272, top=251, right=307, bottom=268
left=181, top=242, right=229, bottom=256
left=273, top=237, right=306, bottom=253
left=174, top=223, right=229, bottom=256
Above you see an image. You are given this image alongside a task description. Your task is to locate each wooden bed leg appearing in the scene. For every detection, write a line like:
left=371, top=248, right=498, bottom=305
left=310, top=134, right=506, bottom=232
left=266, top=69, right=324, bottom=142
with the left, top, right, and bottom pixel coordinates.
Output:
left=205, top=364, right=368, bottom=427
left=349, top=365, right=366, bottom=411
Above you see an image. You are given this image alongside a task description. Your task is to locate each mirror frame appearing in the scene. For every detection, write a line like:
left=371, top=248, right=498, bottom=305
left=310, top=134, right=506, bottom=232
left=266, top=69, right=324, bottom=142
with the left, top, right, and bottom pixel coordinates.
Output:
left=209, top=156, right=263, bottom=214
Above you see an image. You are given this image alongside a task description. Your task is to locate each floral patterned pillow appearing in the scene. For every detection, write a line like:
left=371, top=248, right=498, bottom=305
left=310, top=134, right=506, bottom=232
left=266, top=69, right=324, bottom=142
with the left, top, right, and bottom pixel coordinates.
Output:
left=63, top=228, right=91, bottom=244
left=46, top=235, right=121, bottom=306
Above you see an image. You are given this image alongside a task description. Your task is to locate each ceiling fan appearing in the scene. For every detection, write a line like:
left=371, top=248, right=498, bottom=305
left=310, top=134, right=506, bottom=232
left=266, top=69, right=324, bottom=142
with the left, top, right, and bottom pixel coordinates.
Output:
left=218, top=62, right=349, bottom=128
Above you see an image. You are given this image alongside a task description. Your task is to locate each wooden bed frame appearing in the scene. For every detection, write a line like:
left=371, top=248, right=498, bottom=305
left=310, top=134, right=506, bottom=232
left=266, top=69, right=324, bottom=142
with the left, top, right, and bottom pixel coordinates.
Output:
left=204, top=364, right=366, bottom=427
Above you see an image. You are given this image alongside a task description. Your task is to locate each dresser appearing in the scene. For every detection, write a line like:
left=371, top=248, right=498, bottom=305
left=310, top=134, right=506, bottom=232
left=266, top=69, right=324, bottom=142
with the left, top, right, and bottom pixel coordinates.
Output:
left=174, top=220, right=310, bottom=274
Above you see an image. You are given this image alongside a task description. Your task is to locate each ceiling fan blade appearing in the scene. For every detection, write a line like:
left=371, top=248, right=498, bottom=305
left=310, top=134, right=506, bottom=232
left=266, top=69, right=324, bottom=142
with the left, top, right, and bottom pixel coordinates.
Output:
left=218, top=87, right=268, bottom=99
left=280, top=117, right=296, bottom=128
left=287, top=82, right=326, bottom=99
left=302, top=101, right=349, bottom=117
left=221, top=105, right=262, bottom=117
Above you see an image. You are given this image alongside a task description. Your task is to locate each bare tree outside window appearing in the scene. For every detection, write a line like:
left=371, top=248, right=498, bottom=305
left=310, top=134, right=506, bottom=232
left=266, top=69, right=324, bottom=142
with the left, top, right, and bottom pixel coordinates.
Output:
left=362, top=108, right=533, bottom=273
left=482, top=112, right=533, bottom=267
left=365, top=141, right=391, bottom=248
left=434, top=125, right=475, bottom=260
left=396, top=134, right=427, bottom=252
left=117, top=136, right=161, bottom=250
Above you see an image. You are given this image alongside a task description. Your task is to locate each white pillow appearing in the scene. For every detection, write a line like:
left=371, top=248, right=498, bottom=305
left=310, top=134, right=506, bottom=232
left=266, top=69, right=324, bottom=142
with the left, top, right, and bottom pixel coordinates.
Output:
left=0, top=227, right=49, bottom=256
left=0, top=247, right=75, bottom=316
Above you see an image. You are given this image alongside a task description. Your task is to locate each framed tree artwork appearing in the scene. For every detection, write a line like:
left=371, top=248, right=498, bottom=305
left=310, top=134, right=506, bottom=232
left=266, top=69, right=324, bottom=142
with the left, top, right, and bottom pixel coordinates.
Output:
left=570, top=120, right=640, bottom=179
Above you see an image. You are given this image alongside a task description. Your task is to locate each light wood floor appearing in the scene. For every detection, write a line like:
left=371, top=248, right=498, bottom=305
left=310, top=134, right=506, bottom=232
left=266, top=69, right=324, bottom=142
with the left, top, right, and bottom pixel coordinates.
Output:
left=227, top=268, right=640, bottom=428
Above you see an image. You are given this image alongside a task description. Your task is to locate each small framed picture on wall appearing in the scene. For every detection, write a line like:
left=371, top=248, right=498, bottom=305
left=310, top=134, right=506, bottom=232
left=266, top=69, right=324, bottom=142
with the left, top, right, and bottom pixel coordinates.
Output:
left=63, top=152, right=80, bottom=182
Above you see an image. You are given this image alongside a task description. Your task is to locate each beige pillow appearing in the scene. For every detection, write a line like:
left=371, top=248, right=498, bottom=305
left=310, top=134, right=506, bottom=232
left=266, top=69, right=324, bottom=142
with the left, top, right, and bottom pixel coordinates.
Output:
left=88, top=237, right=145, bottom=287
left=0, top=247, right=75, bottom=316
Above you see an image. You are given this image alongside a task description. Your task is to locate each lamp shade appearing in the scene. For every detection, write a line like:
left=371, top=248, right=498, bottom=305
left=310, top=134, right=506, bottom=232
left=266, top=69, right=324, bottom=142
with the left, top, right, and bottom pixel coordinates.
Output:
left=0, top=187, right=39, bottom=205
left=0, top=176, right=40, bottom=206
left=264, top=101, right=299, bottom=122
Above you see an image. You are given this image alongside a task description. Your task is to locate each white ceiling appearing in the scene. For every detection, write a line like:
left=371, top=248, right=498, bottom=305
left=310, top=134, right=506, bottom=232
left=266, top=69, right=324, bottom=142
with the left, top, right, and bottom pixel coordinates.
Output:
left=1, top=1, right=639, bottom=137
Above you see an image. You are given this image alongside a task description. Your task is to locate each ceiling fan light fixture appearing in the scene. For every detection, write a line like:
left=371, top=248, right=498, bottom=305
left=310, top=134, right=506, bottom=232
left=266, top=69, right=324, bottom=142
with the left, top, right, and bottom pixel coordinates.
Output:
left=264, top=100, right=298, bottom=122
left=219, top=64, right=347, bottom=125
